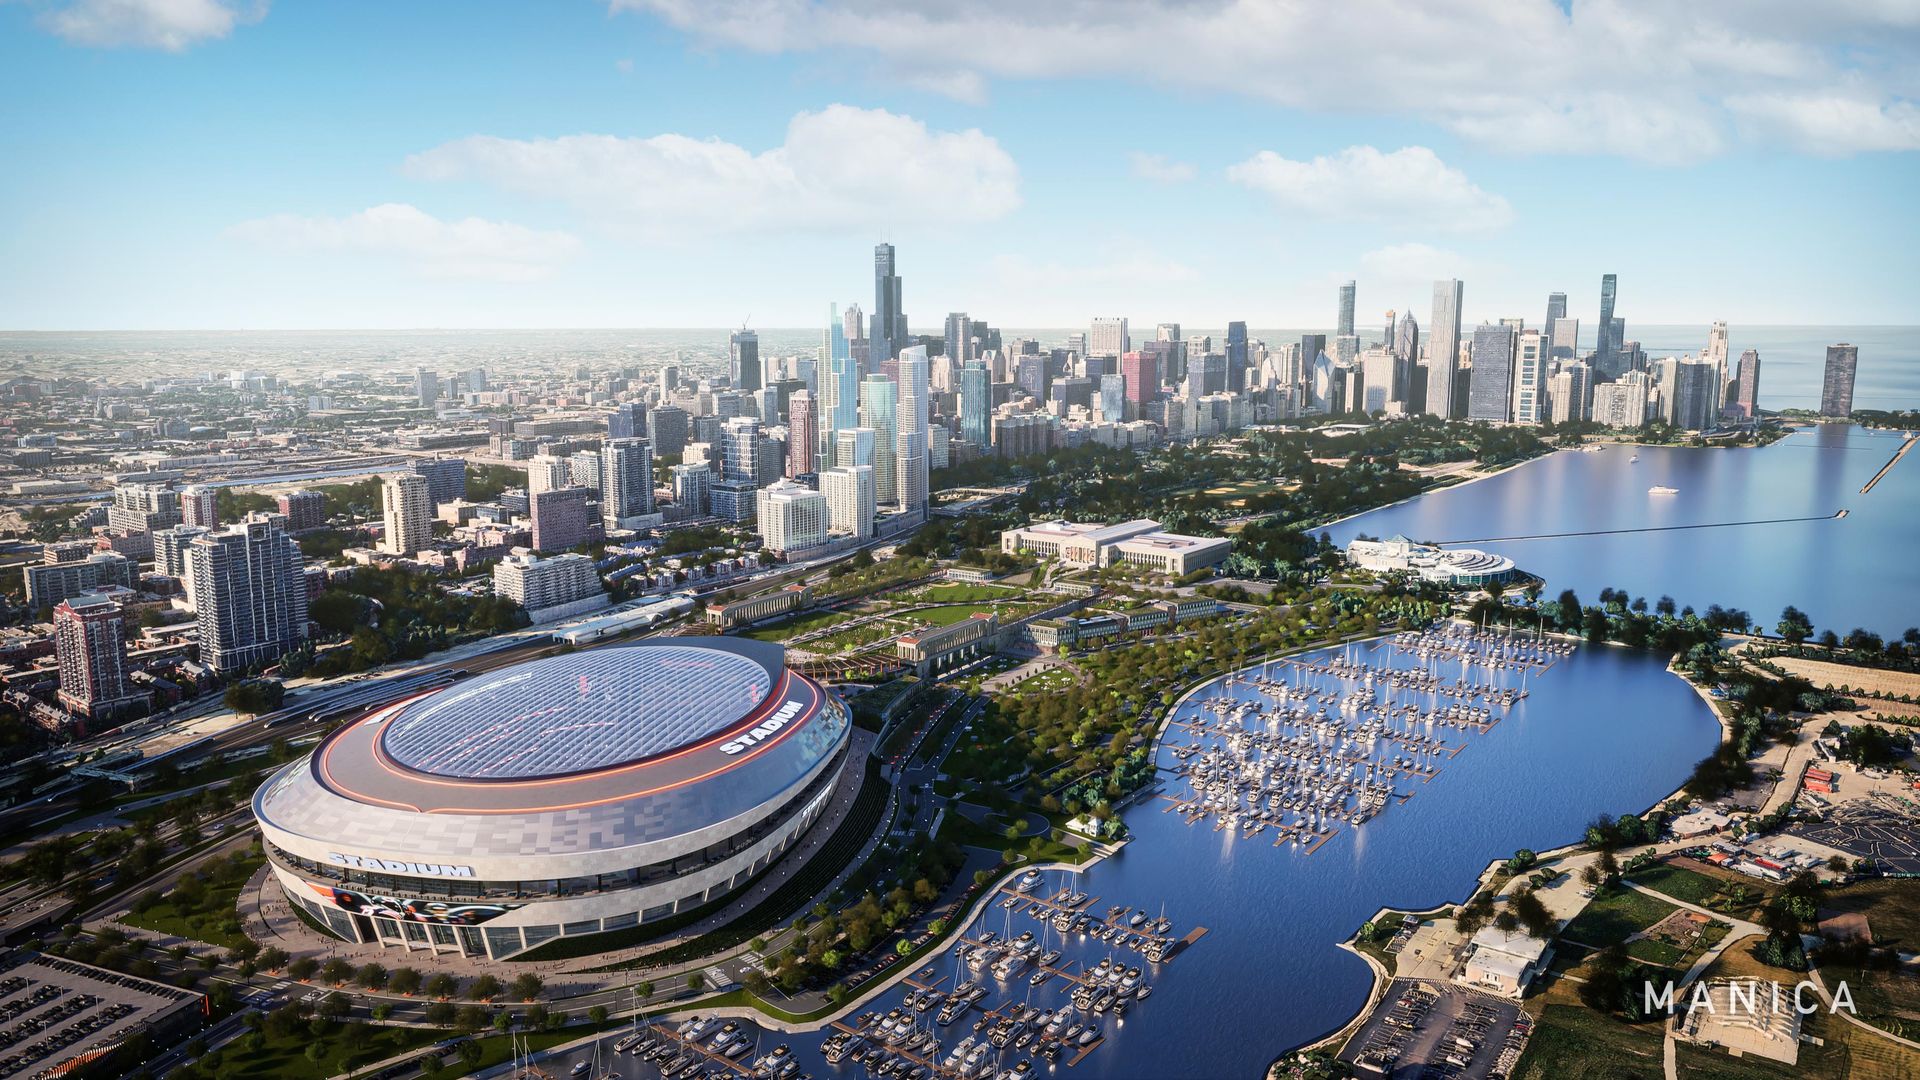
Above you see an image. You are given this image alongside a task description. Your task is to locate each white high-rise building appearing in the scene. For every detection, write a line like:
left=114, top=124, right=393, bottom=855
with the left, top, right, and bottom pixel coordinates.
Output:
left=1511, top=330, right=1551, bottom=424
left=381, top=473, right=433, bottom=556
left=1703, top=320, right=1731, bottom=415
left=820, top=465, right=875, bottom=541
left=492, top=551, right=607, bottom=620
left=1547, top=363, right=1592, bottom=424
left=602, top=438, right=656, bottom=528
left=836, top=427, right=875, bottom=469
left=756, top=480, right=830, bottom=553
left=895, top=347, right=930, bottom=516
left=1358, top=347, right=1397, bottom=414
left=528, top=454, right=572, bottom=495
left=1426, top=279, right=1463, bottom=420
left=1592, top=372, right=1654, bottom=428
left=1089, top=317, right=1129, bottom=359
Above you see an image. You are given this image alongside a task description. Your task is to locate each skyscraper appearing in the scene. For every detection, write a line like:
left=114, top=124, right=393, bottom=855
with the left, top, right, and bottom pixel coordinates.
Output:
left=381, top=473, right=433, bottom=556
left=1543, top=292, right=1567, bottom=350
left=836, top=427, right=875, bottom=469
left=1337, top=281, right=1357, bottom=337
left=670, top=463, right=710, bottom=517
left=1731, top=349, right=1762, bottom=420
left=1703, top=320, right=1731, bottom=415
left=1426, top=279, right=1463, bottom=420
left=1819, top=344, right=1858, bottom=417
left=530, top=486, right=592, bottom=552
left=944, top=312, right=973, bottom=369
left=602, top=438, right=655, bottom=526
left=1226, top=321, right=1249, bottom=393
left=722, top=417, right=760, bottom=484
left=648, top=404, right=689, bottom=456
left=822, top=303, right=861, bottom=464
left=1550, top=316, right=1580, bottom=361
left=756, top=480, right=830, bottom=553
left=873, top=243, right=906, bottom=366
left=189, top=515, right=308, bottom=674
left=895, top=347, right=930, bottom=515
left=786, top=390, right=817, bottom=477
left=859, top=375, right=897, bottom=506
left=1099, top=374, right=1126, bottom=421
left=1089, top=317, right=1129, bottom=360
left=55, top=593, right=144, bottom=720
left=820, top=464, right=875, bottom=540
left=415, top=367, right=440, bottom=408
left=180, top=485, right=218, bottom=529
left=1122, top=350, right=1159, bottom=409
left=730, top=330, right=761, bottom=392
left=607, top=402, right=646, bottom=441
left=1511, top=330, right=1551, bottom=424
left=959, top=361, right=990, bottom=449
left=1466, top=323, right=1517, bottom=422
left=527, top=454, right=572, bottom=495
left=411, top=457, right=466, bottom=509
left=1595, top=273, right=1618, bottom=373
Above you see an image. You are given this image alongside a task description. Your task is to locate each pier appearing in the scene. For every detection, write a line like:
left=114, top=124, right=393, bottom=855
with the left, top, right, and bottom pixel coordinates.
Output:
left=1860, top=433, right=1917, bottom=494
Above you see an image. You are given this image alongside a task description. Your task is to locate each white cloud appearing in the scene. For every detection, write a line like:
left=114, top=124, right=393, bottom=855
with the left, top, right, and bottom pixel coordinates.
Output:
left=39, top=0, right=262, bottom=50
left=1128, top=152, right=1196, bottom=184
left=613, top=0, right=1920, bottom=158
left=1228, top=146, right=1512, bottom=232
left=403, top=105, right=1020, bottom=239
left=1358, top=243, right=1471, bottom=286
left=1726, top=92, right=1920, bottom=155
left=226, top=203, right=581, bottom=282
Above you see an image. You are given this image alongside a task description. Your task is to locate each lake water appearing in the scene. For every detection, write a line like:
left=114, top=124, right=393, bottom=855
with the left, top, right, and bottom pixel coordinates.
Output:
left=1326, top=423, right=1920, bottom=639
left=631, top=637, right=1718, bottom=1080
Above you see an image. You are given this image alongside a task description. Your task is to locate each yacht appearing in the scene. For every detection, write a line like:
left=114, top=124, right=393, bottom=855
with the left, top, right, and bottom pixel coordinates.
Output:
left=1015, top=870, right=1043, bottom=892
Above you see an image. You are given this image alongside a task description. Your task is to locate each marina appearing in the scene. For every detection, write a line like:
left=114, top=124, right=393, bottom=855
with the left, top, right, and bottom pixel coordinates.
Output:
left=1158, top=626, right=1573, bottom=855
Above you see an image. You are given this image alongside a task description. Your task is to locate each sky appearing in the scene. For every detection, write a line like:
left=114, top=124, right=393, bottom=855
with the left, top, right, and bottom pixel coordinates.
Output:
left=1, top=0, right=1917, bottom=333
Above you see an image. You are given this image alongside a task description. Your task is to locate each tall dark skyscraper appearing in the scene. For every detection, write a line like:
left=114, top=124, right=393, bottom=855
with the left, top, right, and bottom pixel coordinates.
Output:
left=1337, top=281, right=1356, bottom=337
left=1226, top=321, right=1249, bottom=393
left=1819, top=344, right=1858, bottom=418
left=873, top=243, right=907, bottom=366
left=730, top=330, right=761, bottom=392
left=1595, top=274, right=1618, bottom=371
left=607, top=402, right=645, bottom=441
left=1544, top=291, right=1567, bottom=349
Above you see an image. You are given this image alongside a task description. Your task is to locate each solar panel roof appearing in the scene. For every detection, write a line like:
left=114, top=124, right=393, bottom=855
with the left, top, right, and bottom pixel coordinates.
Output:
left=377, top=645, right=772, bottom=780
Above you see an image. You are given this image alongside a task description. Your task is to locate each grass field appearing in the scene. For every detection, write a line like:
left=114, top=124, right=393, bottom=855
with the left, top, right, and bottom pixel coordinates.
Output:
left=900, top=583, right=1026, bottom=603
left=740, top=609, right=851, bottom=641
left=217, top=1023, right=446, bottom=1080
left=123, top=848, right=263, bottom=952
left=1630, top=862, right=1774, bottom=916
left=1561, top=887, right=1680, bottom=950
left=914, top=603, right=1022, bottom=626
left=1822, top=877, right=1920, bottom=944
left=1511, top=1003, right=1664, bottom=1080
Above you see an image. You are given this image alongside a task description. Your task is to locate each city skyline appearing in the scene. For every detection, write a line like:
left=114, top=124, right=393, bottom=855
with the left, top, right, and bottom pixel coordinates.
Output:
left=2, top=2, right=1916, bottom=330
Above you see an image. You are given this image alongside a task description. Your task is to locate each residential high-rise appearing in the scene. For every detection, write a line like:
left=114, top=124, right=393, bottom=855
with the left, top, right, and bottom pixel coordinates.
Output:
left=55, top=593, right=144, bottom=720
left=381, top=473, right=433, bottom=557
left=836, top=427, right=876, bottom=469
left=411, top=457, right=466, bottom=508
left=1731, top=349, right=1762, bottom=420
left=493, top=552, right=606, bottom=620
left=1666, top=359, right=1720, bottom=431
left=1544, top=292, right=1567, bottom=349
left=1592, top=372, right=1653, bottom=428
left=722, top=417, right=760, bottom=485
left=602, top=437, right=656, bottom=527
left=822, top=303, right=861, bottom=463
left=670, top=463, right=710, bottom=516
left=1099, top=374, right=1126, bottom=421
left=1511, top=330, right=1551, bottom=424
left=276, top=490, right=325, bottom=532
left=188, top=515, right=307, bottom=674
left=1547, top=363, right=1592, bottom=425
left=1358, top=347, right=1397, bottom=414
left=1426, top=279, right=1463, bottom=420
left=895, top=347, right=930, bottom=515
left=959, top=361, right=990, bottom=448
left=529, top=486, right=592, bottom=552
left=756, top=480, right=830, bottom=553
left=1703, top=320, right=1731, bottom=415
left=1337, top=281, right=1357, bottom=337
left=108, top=482, right=181, bottom=535
left=180, top=485, right=218, bottom=528
left=1466, top=323, right=1517, bottom=422
left=1595, top=273, right=1619, bottom=373
left=873, top=243, right=907, bottom=366
left=647, top=403, right=689, bottom=456
left=730, top=330, right=761, bottom=392
left=570, top=449, right=604, bottom=494
left=1819, top=344, right=1857, bottom=417
left=859, top=375, right=897, bottom=506
left=528, top=454, right=572, bottom=495
left=944, top=312, right=973, bottom=370
left=786, top=390, right=817, bottom=477
left=25, top=552, right=135, bottom=610
left=415, top=367, right=440, bottom=408
left=607, top=402, right=646, bottom=441
left=820, top=465, right=875, bottom=541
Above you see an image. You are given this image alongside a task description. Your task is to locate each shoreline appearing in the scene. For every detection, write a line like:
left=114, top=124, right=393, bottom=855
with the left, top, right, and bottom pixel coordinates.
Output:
left=1314, top=448, right=1558, bottom=537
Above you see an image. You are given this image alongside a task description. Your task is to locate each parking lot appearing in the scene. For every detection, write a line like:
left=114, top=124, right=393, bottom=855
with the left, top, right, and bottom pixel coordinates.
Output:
left=1339, top=979, right=1531, bottom=1080
left=0, top=955, right=204, bottom=1078
left=1787, top=796, right=1920, bottom=874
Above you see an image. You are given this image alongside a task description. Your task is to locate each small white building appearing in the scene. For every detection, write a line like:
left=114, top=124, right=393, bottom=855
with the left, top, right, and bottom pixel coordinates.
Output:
left=1669, top=807, right=1732, bottom=839
left=1457, top=925, right=1551, bottom=998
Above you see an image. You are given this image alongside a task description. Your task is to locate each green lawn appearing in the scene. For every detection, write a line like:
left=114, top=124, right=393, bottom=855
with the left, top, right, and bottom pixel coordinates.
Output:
left=1561, top=887, right=1679, bottom=950
left=915, top=603, right=1008, bottom=626
left=1511, top=1003, right=1665, bottom=1080
left=212, top=1023, right=446, bottom=1080
left=904, top=583, right=1026, bottom=603
left=740, top=609, right=851, bottom=641
left=1629, top=862, right=1772, bottom=916
left=123, top=848, right=264, bottom=952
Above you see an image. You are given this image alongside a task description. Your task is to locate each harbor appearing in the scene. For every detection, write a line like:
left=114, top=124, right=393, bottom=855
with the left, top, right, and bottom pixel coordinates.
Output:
left=1158, top=626, right=1574, bottom=855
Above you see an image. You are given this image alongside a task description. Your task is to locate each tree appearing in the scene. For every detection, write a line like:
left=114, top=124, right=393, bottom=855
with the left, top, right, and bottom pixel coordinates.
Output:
left=424, top=973, right=459, bottom=999
left=468, top=974, right=502, bottom=1001
left=389, top=967, right=422, bottom=996
left=288, top=957, right=318, bottom=981
left=355, top=963, right=388, bottom=990
left=588, top=1004, right=609, bottom=1024
left=317, top=992, right=351, bottom=1021
left=424, top=1001, right=456, bottom=1027
left=1776, top=606, right=1813, bottom=645
left=510, top=973, right=544, bottom=1001
left=320, top=958, right=353, bottom=985
left=636, top=980, right=655, bottom=1000
left=687, top=972, right=706, bottom=993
